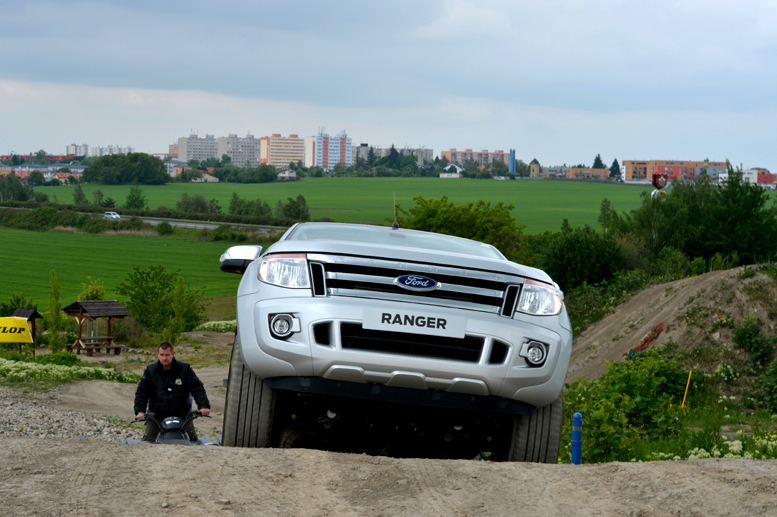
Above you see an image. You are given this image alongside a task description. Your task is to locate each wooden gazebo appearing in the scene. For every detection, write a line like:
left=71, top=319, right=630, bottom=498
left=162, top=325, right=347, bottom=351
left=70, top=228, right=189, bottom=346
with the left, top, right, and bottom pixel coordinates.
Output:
left=62, top=300, right=131, bottom=356
left=11, top=308, right=43, bottom=354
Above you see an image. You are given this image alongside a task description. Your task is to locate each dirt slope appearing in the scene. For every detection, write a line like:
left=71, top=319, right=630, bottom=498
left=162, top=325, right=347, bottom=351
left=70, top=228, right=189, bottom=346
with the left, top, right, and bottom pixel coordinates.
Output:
left=568, top=266, right=777, bottom=382
left=2, top=437, right=776, bottom=516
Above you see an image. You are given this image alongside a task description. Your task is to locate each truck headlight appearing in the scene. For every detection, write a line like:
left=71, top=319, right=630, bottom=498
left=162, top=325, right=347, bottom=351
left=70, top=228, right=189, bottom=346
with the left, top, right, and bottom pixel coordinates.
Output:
left=258, top=253, right=310, bottom=288
left=517, top=279, right=562, bottom=315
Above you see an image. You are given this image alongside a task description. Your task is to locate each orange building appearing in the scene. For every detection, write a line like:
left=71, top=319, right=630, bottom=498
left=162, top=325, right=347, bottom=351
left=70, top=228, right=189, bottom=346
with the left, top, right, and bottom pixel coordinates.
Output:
left=259, top=134, right=306, bottom=168
left=622, top=160, right=727, bottom=181
left=566, top=167, right=609, bottom=180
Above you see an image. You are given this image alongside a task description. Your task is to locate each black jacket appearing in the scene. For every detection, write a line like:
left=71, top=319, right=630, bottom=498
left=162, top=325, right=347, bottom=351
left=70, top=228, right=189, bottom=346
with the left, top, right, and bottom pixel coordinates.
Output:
left=133, top=358, right=210, bottom=419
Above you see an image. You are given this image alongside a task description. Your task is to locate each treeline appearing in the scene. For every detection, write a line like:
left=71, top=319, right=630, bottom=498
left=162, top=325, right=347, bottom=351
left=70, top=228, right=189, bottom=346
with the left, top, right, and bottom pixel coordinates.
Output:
left=82, top=153, right=169, bottom=185
left=171, top=192, right=311, bottom=222
left=0, top=198, right=306, bottom=227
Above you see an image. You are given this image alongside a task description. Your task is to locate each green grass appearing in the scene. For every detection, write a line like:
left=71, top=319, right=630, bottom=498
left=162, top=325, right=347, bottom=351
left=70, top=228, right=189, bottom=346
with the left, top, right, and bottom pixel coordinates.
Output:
left=38, top=178, right=654, bottom=234
left=0, top=228, right=242, bottom=302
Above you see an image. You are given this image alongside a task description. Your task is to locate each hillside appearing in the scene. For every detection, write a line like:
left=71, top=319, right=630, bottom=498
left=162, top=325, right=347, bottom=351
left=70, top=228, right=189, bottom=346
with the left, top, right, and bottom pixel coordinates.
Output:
left=569, top=266, right=777, bottom=383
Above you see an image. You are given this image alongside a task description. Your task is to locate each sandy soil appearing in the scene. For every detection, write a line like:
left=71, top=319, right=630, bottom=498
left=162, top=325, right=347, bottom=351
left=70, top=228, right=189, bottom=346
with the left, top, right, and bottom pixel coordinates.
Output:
left=8, top=267, right=777, bottom=516
left=1, top=437, right=775, bottom=516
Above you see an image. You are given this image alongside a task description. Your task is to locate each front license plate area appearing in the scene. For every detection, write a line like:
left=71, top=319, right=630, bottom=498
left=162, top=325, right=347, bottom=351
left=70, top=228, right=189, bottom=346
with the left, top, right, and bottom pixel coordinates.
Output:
left=362, top=309, right=465, bottom=338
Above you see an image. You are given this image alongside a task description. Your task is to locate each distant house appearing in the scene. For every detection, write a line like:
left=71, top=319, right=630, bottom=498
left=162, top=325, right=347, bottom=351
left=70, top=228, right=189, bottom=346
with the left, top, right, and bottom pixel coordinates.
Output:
left=277, top=168, right=298, bottom=181
left=192, top=172, right=219, bottom=183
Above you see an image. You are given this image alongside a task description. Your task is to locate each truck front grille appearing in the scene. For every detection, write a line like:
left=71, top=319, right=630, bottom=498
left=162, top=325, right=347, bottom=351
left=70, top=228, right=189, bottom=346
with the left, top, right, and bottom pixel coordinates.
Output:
left=340, top=323, right=484, bottom=363
left=308, top=254, right=523, bottom=315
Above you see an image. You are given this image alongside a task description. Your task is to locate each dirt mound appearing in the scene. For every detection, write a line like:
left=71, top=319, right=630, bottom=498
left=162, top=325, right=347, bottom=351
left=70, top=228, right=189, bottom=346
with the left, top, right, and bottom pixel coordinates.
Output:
left=2, top=437, right=776, bottom=516
left=568, top=266, right=777, bottom=383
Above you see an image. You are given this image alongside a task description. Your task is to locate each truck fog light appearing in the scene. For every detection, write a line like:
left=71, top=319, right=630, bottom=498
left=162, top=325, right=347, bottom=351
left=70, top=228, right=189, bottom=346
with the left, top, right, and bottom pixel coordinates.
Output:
left=524, top=341, right=547, bottom=366
left=270, top=314, right=293, bottom=339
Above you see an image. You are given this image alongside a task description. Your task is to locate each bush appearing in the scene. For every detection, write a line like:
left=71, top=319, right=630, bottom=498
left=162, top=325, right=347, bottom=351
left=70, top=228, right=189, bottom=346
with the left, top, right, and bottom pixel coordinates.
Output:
left=117, top=265, right=205, bottom=333
left=0, top=292, right=36, bottom=317
left=652, top=246, right=691, bottom=279
left=565, top=269, right=650, bottom=332
left=156, top=221, right=174, bottom=236
left=36, top=351, right=80, bottom=366
left=538, top=227, right=625, bottom=291
left=212, top=225, right=247, bottom=242
left=562, top=348, right=691, bottom=463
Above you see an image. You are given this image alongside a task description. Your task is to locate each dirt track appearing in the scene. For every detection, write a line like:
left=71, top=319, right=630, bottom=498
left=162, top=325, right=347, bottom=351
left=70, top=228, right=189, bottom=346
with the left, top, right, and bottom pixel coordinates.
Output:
left=2, top=437, right=776, bottom=516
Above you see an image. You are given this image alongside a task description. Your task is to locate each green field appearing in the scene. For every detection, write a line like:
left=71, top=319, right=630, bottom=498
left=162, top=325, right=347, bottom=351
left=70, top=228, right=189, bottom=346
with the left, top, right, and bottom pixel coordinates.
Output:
left=0, top=228, right=242, bottom=303
left=38, top=178, right=656, bottom=234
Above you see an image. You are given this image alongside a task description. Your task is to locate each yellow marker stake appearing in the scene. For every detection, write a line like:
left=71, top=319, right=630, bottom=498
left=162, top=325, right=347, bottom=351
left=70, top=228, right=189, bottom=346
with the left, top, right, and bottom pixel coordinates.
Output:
left=0, top=317, right=33, bottom=344
left=681, top=370, right=693, bottom=409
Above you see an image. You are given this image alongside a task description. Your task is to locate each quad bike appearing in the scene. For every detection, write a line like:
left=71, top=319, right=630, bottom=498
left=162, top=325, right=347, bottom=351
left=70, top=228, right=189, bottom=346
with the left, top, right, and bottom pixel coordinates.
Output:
left=118, top=410, right=220, bottom=446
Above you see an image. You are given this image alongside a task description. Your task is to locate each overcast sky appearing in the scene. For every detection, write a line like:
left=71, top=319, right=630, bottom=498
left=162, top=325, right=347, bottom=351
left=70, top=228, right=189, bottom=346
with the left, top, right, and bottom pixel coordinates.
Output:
left=2, top=0, right=776, bottom=168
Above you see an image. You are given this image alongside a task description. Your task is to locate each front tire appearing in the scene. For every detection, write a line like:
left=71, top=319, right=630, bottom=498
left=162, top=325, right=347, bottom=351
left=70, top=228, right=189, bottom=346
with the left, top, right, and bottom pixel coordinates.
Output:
left=508, top=393, right=563, bottom=463
left=222, top=335, right=275, bottom=447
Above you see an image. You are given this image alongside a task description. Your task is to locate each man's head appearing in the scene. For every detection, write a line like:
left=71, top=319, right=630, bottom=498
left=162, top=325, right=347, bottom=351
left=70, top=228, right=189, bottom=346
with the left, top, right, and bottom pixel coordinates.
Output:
left=158, top=342, right=175, bottom=369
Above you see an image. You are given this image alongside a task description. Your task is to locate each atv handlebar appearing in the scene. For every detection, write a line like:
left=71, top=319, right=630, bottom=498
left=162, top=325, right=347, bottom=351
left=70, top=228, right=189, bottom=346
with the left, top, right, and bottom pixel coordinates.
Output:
left=131, top=410, right=210, bottom=424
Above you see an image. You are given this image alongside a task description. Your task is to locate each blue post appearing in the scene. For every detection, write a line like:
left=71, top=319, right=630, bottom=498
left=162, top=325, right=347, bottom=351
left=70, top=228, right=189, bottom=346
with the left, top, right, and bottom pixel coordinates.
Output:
left=571, top=412, right=582, bottom=465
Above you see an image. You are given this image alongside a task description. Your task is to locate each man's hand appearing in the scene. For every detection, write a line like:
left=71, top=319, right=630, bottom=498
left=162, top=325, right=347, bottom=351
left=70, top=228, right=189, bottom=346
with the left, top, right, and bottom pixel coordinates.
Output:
left=136, top=412, right=145, bottom=421
left=200, top=408, right=210, bottom=417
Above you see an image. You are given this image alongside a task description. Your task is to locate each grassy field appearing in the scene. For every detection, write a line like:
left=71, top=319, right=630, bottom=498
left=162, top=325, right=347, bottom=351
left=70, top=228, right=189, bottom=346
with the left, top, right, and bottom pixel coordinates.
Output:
left=38, top=178, right=656, bottom=234
left=0, top=228, right=243, bottom=303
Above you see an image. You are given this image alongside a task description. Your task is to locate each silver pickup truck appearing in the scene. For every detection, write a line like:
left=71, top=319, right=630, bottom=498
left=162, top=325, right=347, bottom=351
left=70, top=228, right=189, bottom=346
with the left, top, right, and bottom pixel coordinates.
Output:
left=220, top=222, right=572, bottom=462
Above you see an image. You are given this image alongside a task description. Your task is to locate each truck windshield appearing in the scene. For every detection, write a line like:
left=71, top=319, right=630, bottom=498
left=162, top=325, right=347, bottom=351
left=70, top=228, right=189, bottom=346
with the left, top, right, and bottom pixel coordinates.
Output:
left=285, top=223, right=504, bottom=259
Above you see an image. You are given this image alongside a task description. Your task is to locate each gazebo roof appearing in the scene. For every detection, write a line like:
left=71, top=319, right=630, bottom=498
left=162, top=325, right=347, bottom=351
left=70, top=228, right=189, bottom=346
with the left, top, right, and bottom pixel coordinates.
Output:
left=11, top=308, right=43, bottom=320
left=62, top=300, right=131, bottom=318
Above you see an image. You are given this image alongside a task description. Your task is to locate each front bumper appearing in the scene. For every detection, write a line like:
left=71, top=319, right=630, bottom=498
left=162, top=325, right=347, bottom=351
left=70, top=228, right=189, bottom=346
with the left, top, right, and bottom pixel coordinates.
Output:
left=236, top=285, right=572, bottom=410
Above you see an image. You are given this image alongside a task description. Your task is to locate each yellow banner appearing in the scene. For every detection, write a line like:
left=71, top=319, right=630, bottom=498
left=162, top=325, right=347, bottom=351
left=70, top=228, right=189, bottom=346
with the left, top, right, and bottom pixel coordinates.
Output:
left=0, top=317, right=33, bottom=343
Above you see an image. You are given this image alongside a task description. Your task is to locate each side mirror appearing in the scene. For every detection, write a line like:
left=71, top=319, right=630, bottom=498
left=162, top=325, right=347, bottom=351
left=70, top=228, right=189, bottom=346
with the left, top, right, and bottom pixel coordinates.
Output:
left=220, top=245, right=263, bottom=275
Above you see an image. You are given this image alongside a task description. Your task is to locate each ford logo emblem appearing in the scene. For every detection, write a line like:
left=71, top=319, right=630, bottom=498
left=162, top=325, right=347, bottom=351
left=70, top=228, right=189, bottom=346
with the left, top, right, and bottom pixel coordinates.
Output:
left=394, top=274, right=441, bottom=292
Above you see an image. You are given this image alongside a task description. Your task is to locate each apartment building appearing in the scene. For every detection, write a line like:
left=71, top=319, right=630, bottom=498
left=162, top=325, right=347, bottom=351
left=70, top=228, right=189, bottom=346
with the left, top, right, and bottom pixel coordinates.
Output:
left=312, top=130, right=352, bottom=171
left=352, top=144, right=434, bottom=166
left=168, top=144, right=178, bottom=158
left=177, top=134, right=218, bottom=163
left=217, top=134, right=261, bottom=168
left=93, top=145, right=135, bottom=157
left=66, top=143, right=91, bottom=156
left=440, top=148, right=510, bottom=169
left=566, top=167, right=610, bottom=180
left=622, top=160, right=727, bottom=182
left=259, top=134, right=306, bottom=168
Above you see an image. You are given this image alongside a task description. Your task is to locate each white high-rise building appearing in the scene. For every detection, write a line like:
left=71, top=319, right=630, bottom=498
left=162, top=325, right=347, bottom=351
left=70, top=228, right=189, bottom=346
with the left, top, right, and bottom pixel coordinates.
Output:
left=217, top=133, right=261, bottom=168
left=66, top=143, right=91, bottom=156
left=177, top=134, right=218, bottom=163
left=312, top=130, right=352, bottom=171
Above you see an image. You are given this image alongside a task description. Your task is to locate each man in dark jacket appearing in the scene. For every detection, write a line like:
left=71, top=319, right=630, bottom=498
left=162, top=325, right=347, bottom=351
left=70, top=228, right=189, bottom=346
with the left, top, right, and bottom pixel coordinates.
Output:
left=134, top=342, right=210, bottom=443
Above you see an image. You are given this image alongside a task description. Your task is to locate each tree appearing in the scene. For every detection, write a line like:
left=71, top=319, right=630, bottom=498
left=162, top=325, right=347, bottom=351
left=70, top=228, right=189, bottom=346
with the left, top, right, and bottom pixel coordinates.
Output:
left=101, top=197, right=116, bottom=208
left=82, top=153, right=168, bottom=185
left=393, top=196, right=525, bottom=260
left=72, top=184, right=89, bottom=206
left=161, top=277, right=186, bottom=346
left=27, top=171, right=45, bottom=186
left=124, top=182, right=147, bottom=210
left=0, top=173, right=33, bottom=202
left=117, top=265, right=204, bottom=332
left=277, top=195, right=310, bottom=220
left=609, top=159, right=621, bottom=178
left=598, top=198, right=615, bottom=232
left=491, top=160, right=508, bottom=175
left=0, top=292, right=36, bottom=317
left=538, top=228, right=625, bottom=291
left=221, top=154, right=232, bottom=165
left=593, top=154, right=606, bottom=169
left=78, top=277, right=105, bottom=301
left=46, top=270, right=65, bottom=353
left=92, top=189, right=104, bottom=206
left=188, top=159, right=200, bottom=168
left=208, top=198, right=222, bottom=214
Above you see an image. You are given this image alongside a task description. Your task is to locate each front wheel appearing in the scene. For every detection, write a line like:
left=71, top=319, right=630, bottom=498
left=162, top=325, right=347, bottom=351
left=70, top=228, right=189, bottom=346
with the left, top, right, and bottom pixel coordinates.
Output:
left=508, top=393, right=563, bottom=463
left=222, top=335, right=275, bottom=447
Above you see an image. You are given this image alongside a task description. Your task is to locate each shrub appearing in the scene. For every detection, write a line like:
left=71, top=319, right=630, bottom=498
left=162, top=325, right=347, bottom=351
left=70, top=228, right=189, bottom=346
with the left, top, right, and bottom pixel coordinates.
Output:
left=565, top=269, right=649, bottom=332
left=538, top=227, right=625, bottom=292
left=562, top=348, right=691, bottom=463
left=0, top=292, right=36, bottom=317
left=117, top=265, right=205, bottom=333
left=156, top=221, right=174, bottom=236
left=652, top=246, right=691, bottom=279
left=36, top=351, right=80, bottom=366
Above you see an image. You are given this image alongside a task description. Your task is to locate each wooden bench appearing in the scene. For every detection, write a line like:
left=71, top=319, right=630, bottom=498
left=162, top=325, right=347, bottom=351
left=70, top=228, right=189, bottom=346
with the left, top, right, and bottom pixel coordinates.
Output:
left=69, top=336, right=124, bottom=357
